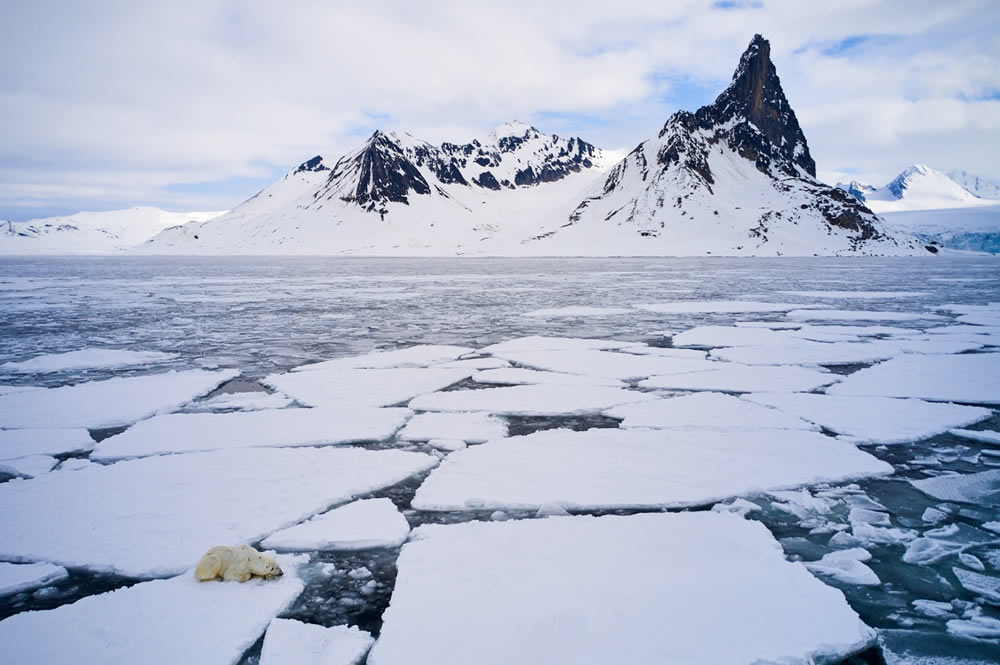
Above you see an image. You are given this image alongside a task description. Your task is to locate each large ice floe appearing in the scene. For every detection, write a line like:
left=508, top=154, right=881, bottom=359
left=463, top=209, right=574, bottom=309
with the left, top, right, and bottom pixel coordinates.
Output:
left=0, top=348, right=177, bottom=373
left=0, top=428, right=94, bottom=459
left=260, top=619, right=373, bottom=665
left=412, top=428, right=891, bottom=511
left=262, top=498, right=410, bottom=552
left=910, top=470, right=1000, bottom=507
left=605, top=392, right=818, bottom=431
left=486, top=348, right=713, bottom=380
left=634, top=300, right=826, bottom=313
left=0, top=560, right=304, bottom=665
left=290, top=344, right=473, bottom=370
left=827, top=353, right=1000, bottom=404
left=368, top=513, right=876, bottom=665
left=0, top=447, right=436, bottom=577
left=0, top=368, right=238, bottom=428
left=91, top=407, right=410, bottom=460
left=640, top=363, right=838, bottom=393
left=265, top=367, right=471, bottom=409
left=743, top=393, right=992, bottom=444
left=397, top=411, right=507, bottom=443
left=408, top=384, right=653, bottom=416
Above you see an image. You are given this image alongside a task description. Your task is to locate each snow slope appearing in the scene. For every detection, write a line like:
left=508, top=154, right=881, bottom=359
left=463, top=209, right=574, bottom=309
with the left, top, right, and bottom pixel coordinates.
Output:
left=861, top=165, right=993, bottom=213
left=0, top=207, right=225, bottom=254
left=948, top=170, right=1000, bottom=201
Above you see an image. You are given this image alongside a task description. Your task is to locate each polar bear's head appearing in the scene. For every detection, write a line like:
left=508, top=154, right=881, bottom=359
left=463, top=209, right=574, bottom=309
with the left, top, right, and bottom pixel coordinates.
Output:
left=258, top=558, right=283, bottom=580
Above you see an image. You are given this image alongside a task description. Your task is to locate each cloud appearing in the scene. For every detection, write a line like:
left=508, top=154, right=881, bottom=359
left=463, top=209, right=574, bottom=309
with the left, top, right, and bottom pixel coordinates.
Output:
left=1, top=0, right=998, bottom=218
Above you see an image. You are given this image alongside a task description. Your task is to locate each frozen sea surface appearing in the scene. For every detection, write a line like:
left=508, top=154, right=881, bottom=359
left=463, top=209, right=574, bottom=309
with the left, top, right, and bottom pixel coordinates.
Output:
left=1, top=255, right=999, bottom=664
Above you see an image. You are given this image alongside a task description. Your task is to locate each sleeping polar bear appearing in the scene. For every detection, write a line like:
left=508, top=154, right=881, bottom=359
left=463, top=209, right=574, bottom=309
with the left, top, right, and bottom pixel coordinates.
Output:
left=195, top=544, right=283, bottom=582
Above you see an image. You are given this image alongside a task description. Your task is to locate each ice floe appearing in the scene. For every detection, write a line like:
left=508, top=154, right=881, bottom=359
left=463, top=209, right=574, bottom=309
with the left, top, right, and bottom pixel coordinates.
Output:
left=744, top=393, right=992, bottom=444
left=260, top=619, right=373, bottom=665
left=780, top=291, right=928, bottom=299
left=0, top=385, right=41, bottom=395
left=408, top=384, right=652, bottom=416
left=397, top=411, right=506, bottom=443
left=0, top=427, right=94, bottom=459
left=606, top=392, right=818, bottom=431
left=786, top=309, right=945, bottom=322
left=0, top=348, right=177, bottom=373
left=292, top=345, right=473, bottom=371
left=91, top=407, right=410, bottom=460
left=947, top=615, right=1000, bottom=639
left=804, top=548, right=881, bottom=586
left=635, top=300, right=825, bottom=313
left=671, top=325, right=791, bottom=348
left=471, top=367, right=625, bottom=387
left=412, top=428, right=891, bottom=511
left=640, top=363, right=838, bottom=393
left=903, top=523, right=1000, bottom=565
left=0, top=454, right=59, bottom=478
left=827, top=353, right=1000, bottom=404
left=951, top=429, right=1000, bottom=446
left=0, top=447, right=436, bottom=577
left=262, top=498, right=410, bottom=552
left=0, top=562, right=304, bottom=665
left=369, top=513, right=876, bottom=665
left=0, top=369, right=239, bottom=428
left=479, top=336, right=640, bottom=355
left=711, top=339, right=899, bottom=366
left=953, top=567, right=1000, bottom=605
left=520, top=306, right=632, bottom=317
left=911, top=470, right=1000, bottom=507
left=488, top=348, right=713, bottom=380
left=0, top=561, right=68, bottom=597
left=265, top=367, right=471, bottom=409
left=189, top=390, right=294, bottom=412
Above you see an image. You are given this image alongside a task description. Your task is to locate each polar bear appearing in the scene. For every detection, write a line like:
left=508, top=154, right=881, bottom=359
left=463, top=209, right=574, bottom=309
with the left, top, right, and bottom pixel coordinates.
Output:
left=195, top=544, right=283, bottom=582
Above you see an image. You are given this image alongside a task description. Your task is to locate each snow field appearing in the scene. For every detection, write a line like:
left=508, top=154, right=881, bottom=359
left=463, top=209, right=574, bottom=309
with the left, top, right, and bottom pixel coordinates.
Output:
left=262, top=498, right=410, bottom=552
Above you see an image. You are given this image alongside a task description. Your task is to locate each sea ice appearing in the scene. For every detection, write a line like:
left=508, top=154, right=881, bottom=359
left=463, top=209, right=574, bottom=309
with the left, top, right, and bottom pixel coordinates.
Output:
left=0, top=369, right=239, bottom=428
left=368, top=513, right=876, bottom=665
left=953, top=567, right=1000, bottom=605
left=520, top=306, right=632, bottom=317
left=91, top=407, right=410, bottom=460
left=606, top=392, right=817, bottom=431
left=262, top=498, right=410, bottom=552
left=260, top=619, right=373, bottom=665
left=0, top=561, right=68, bottom=597
left=397, top=411, right=507, bottom=443
left=804, top=548, right=881, bottom=586
left=412, top=428, right=891, bottom=511
left=635, top=300, right=825, bottom=313
left=743, top=393, right=991, bottom=444
left=479, top=336, right=638, bottom=355
left=0, top=454, right=59, bottom=478
left=189, top=390, right=294, bottom=412
left=434, top=357, right=509, bottom=370
left=779, top=291, right=927, bottom=299
left=471, top=367, right=625, bottom=387
left=265, top=367, right=471, bottom=409
left=711, top=340, right=899, bottom=366
left=911, top=470, right=1000, bottom=507
left=671, top=325, right=792, bottom=348
left=0, top=428, right=94, bottom=459
left=488, top=348, right=714, bottom=380
left=0, top=348, right=176, bottom=373
left=0, top=385, right=41, bottom=395
left=0, top=563, right=304, bottom=665
left=947, top=615, right=1000, bottom=639
left=292, top=345, right=474, bottom=371
left=785, top=309, right=945, bottom=322
left=0, top=447, right=436, bottom=577
left=640, top=364, right=838, bottom=393
left=827, top=353, right=1000, bottom=404
left=951, top=429, right=1000, bottom=446
left=409, top=383, right=652, bottom=416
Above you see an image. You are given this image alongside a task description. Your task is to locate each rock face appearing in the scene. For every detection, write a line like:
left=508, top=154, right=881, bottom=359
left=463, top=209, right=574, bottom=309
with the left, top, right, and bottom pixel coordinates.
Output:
left=544, top=34, right=926, bottom=255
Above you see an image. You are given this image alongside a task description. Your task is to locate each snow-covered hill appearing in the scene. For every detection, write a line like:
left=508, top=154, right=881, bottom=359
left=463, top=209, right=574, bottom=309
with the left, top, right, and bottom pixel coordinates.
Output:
left=1, top=207, right=225, bottom=254
left=948, top=170, right=1000, bottom=201
left=140, top=35, right=927, bottom=257
left=837, top=166, right=999, bottom=213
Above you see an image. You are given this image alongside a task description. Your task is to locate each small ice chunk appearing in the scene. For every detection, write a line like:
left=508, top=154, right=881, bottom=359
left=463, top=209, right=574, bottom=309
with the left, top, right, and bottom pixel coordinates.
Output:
left=947, top=615, right=1000, bottom=639
left=960, top=553, right=986, bottom=571
left=953, top=567, right=1000, bottom=605
left=911, top=599, right=957, bottom=619
left=347, top=567, right=371, bottom=580
left=607, top=393, right=817, bottom=431
left=851, top=523, right=917, bottom=546
left=985, top=522, right=1000, bottom=534
left=489, top=510, right=508, bottom=521
left=922, top=507, right=949, bottom=524
left=190, top=391, right=293, bottom=412
left=640, top=364, right=837, bottom=393
left=0, top=369, right=238, bottom=428
left=0, top=562, right=68, bottom=597
left=0, top=428, right=94, bottom=459
left=92, top=408, right=410, bottom=460
left=398, top=412, right=507, bottom=443
left=472, top=367, right=624, bottom=387
left=951, top=429, right=1000, bottom=446
left=536, top=503, right=571, bottom=518
left=828, top=354, right=1000, bottom=405
left=911, top=470, right=1000, bottom=507
left=849, top=508, right=892, bottom=527
left=744, top=393, right=991, bottom=444
left=292, top=345, right=474, bottom=371
left=0, top=563, right=304, bottom=665
left=412, top=428, right=891, bottom=512
left=711, top=498, right=761, bottom=517
left=903, top=523, right=999, bottom=565
left=0, top=447, right=436, bottom=577
left=0, top=348, right=176, bottom=373
left=260, top=619, right=373, bottom=665
left=804, top=548, right=881, bottom=586
left=409, top=384, right=652, bottom=416
left=768, top=488, right=834, bottom=519
left=262, top=498, right=410, bottom=552
left=369, top=513, right=876, bottom=665
left=0, top=454, right=59, bottom=478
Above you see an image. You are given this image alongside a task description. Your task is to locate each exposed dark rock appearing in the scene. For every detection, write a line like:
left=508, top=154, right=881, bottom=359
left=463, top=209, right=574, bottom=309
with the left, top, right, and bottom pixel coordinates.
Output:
left=293, top=155, right=328, bottom=174
left=474, top=171, right=502, bottom=190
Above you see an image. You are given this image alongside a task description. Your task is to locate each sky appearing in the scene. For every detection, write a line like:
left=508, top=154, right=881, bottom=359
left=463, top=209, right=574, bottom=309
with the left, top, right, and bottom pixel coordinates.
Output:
left=1, top=0, right=998, bottom=221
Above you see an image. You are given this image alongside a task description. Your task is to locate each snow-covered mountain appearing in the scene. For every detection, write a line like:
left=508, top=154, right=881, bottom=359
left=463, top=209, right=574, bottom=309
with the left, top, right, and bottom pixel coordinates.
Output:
left=879, top=205, right=1000, bottom=254
left=837, top=165, right=998, bottom=213
left=140, top=34, right=927, bottom=256
left=948, top=170, right=1000, bottom=201
left=1, top=207, right=225, bottom=254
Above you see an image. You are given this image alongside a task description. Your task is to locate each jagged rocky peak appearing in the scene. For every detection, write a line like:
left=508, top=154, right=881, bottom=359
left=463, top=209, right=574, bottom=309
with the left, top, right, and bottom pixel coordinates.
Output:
left=886, top=164, right=932, bottom=197
left=293, top=155, right=329, bottom=174
left=836, top=180, right=876, bottom=203
left=694, top=33, right=816, bottom=177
